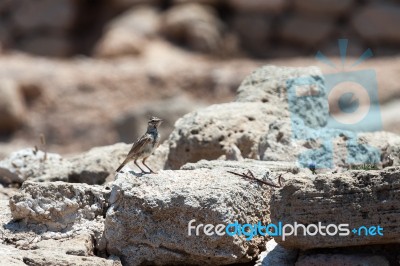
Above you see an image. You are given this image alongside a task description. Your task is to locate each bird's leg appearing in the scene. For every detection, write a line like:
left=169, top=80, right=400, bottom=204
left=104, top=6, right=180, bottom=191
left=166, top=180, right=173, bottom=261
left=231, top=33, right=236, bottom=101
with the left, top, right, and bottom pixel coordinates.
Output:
left=142, top=157, right=156, bottom=174
left=134, top=159, right=145, bottom=173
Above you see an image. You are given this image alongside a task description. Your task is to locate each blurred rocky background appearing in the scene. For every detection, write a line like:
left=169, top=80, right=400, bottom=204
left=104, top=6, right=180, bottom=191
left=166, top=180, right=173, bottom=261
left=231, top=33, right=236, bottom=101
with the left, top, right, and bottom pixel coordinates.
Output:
left=0, top=0, right=399, bottom=158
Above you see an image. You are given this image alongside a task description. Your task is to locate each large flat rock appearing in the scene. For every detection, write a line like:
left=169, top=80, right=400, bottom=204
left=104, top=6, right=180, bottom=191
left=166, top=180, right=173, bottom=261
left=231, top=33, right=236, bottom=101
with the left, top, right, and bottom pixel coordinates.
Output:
left=105, top=168, right=274, bottom=265
left=270, top=167, right=400, bottom=249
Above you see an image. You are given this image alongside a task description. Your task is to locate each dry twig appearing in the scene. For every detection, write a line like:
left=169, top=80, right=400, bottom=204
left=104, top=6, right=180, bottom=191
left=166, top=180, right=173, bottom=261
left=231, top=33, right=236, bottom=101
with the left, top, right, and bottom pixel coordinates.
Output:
left=227, top=170, right=283, bottom=188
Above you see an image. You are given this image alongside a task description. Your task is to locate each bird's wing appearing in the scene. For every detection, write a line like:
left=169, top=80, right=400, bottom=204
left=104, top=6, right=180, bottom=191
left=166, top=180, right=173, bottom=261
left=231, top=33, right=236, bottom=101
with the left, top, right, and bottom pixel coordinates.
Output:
left=127, top=134, right=152, bottom=156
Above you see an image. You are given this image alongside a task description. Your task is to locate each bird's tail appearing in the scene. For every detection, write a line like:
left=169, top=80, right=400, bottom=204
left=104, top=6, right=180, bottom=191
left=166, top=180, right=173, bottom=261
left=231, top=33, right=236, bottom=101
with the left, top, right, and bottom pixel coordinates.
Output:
left=116, top=159, right=128, bottom=172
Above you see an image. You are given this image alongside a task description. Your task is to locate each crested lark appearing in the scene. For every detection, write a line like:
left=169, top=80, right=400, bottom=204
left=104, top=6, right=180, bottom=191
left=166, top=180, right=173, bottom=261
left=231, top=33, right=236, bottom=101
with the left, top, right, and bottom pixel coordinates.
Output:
left=116, top=116, right=163, bottom=173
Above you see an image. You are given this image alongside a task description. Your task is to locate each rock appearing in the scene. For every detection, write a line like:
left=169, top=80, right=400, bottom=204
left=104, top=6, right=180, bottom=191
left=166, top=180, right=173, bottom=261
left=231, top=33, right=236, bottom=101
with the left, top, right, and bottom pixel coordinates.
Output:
left=255, top=239, right=298, bottom=266
left=227, top=0, right=289, bottom=14
left=165, top=65, right=329, bottom=169
left=2, top=182, right=116, bottom=263
left=67, top=143, right=131, bottom=184
left=12, top=0, right=77, bottom=32
left=0, top=185, right=18, bottom=200
left=161, top=3, right=224, bottom=54
left=115, top=95, right=204, bottom=143
left=270, top=167, right=400, bottom=249
left=95, top=6, right=159, bottom=58
left=0, top=148, right=71, bottom=185
left=0, top=242, right=120, bottom=266
left=0, top=143, right=135, bottom=185
left=360, top=131, right=400, bottom=168
left=237, top=65, right=328, bottom=128
left=231, top=14, right=272, bottom=57
left=94, top=29, right=145, bottom=58
left=17, top=34, right=72, bottom=57
left=235, top=65, right=323, bottom=107
left=166, top=102, right=287, bottom=169
left=280, top=15, right=334, bottom=47
left=258, top=121, right=397, bottom=169
left=293, top=0, right=354, bottom=17
left=105, top=169, right=272, bottom=265
left=107, top=6, right=160, bottom=38
left=35, top=234, right=94, bottom=256
left=296, top=254, right=390, bottom=266
left=9, top=181, right=109, bottom=231
left=0, top=79, right=25, bottom=134
left=352, top=4, right=400, bottom=44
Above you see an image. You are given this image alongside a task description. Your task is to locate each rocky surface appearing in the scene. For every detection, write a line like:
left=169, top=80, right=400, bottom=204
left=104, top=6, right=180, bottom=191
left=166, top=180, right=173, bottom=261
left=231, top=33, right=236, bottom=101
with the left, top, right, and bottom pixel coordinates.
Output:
left=9, top=181, right=109, bottom=231
left=161, top=3, right=226, bottom=54
left=167, top=102, right=287, bottom=169
left=255, top=239, right=298, bottom=266
left=95, top=6, right=161, bottom=58
left=105, top=169, right=273, bottom=265
left=0, top=149, right=71, bottom=185
left=166, top=65, right=327, bottom=169
left=181, top=159, right=299, bottom=174
left=0, top=143, right=131, bottom=185
left=0, top=189, right=119, bottom=266
left=270, top=166, right=400, bottom=249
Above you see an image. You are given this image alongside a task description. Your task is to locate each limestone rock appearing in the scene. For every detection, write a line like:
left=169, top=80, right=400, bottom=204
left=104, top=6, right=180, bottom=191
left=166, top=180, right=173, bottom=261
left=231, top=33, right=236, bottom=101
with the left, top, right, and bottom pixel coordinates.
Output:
left=107, top=6, right=160, bottom=38
left=258, top=120, right=398, bottom=169
left=352, top=4, right=400, bottom=44
left=94, top=28, right=145, bottom=58
left=161, top=3, right=224, bottom=54
left=0, top=143, right=135, bottom=185
left=67, top=143, right=130, bottom=184
left=235, top=65, right=326, bottom=121
left=165, top=65, right=328, bottom=169
left=9, top=181, right=109, bottom=231
left=255, top=239, right=298, bottom=266
left=0, top=242, right=120, bottom=266
left=0, top=79, right=25, bottom=134
left=105, top=169, right=272, bottom=265
left=166, top=102, right=287, bottom=169
left=270, top=167, right=400, bottom=249
left=0, top=149, right=70, bottom=185
left=181, top=159, right=299, bottom=175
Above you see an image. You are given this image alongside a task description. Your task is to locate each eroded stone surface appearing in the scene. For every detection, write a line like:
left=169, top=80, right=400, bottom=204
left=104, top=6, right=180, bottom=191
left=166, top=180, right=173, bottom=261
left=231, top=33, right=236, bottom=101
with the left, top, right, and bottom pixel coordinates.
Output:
left=105, top=169, right=273, bottom=265
left=270, top=167, right=400, bottom=249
